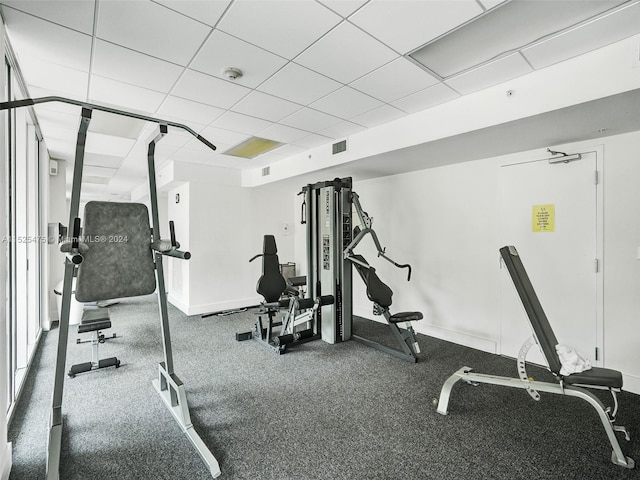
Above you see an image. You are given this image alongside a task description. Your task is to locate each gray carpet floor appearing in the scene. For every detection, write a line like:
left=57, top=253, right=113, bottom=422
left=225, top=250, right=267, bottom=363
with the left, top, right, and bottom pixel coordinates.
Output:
left=7, top=294, right=640, bottom=479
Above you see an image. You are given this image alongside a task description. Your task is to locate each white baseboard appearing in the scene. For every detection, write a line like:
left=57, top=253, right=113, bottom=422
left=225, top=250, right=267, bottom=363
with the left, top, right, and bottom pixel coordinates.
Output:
left=622, top=373, right=640, bottom=396
left=1, top=441, right=11, bottom=480
left=168, top=295, right=261, bottom=316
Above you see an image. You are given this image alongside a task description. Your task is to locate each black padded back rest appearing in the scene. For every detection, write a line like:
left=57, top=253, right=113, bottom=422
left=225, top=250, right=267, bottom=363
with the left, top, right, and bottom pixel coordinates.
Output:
left=256, top=235, right=286, bottom=303
left=500, top=246, right=562, bottom=375
left=76, top=202, right=156, bottom=302
left=350, top=254, right=393, bottom=308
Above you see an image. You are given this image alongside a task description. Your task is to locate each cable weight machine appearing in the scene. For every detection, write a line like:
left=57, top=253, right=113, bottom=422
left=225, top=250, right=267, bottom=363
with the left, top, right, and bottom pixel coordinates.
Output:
left=301, top=177, right=422, bottom=361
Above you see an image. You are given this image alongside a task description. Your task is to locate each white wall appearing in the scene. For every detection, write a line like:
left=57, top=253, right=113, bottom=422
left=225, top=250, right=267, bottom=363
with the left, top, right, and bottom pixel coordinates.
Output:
left=601, top=131, right=640, bottom=393
left=46, top=158, right=67, bottom=327
left=164, top=169, right=301, bottom=315
left=299, top=132, right=639, bottom=393
left=0, top=19, right=13, bottom=480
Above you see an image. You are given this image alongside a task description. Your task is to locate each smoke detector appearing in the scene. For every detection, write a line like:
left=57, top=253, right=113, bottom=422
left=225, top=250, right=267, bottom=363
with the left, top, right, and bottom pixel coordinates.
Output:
left=222, top=67, right=243, bottom=80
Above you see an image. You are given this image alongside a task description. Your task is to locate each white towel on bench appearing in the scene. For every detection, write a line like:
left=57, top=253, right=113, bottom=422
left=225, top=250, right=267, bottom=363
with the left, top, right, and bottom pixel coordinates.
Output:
left=556, top=344, right=592, bottom=376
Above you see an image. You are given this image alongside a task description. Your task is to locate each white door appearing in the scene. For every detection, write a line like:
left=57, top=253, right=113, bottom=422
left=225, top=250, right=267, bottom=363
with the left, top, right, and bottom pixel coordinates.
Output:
left=500, top=152, right=599, bottom=367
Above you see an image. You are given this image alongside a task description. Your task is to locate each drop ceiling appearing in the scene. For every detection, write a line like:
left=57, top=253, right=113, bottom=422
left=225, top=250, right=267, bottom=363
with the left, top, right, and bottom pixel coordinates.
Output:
left=0, top=0, right=639, bottom=201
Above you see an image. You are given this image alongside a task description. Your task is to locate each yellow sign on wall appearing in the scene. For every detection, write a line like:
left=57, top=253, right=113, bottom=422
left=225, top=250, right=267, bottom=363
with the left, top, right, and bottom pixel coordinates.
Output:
left=532, top=204, right=555, bottom=232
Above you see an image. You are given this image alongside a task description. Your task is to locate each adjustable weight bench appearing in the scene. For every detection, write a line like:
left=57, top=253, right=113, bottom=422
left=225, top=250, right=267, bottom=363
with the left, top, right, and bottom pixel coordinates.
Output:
left=436, top=245, right=634, bottom=469
left=349, top=254, right=422, bottom=363
left=68, top=308, right=119, bottom=377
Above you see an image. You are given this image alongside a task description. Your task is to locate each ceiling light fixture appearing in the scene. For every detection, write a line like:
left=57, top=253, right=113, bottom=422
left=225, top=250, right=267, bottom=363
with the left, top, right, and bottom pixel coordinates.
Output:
left=224, top=136, right=283, bottom=159
left=409, top=0, right=627, bottom=79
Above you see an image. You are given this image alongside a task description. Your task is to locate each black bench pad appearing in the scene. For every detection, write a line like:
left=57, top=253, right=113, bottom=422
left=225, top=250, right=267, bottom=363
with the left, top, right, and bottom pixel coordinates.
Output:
left=78, top=309, right=111, bottom=333
left=563, top=367, right=623, bottom=389
left=389, top=311, right=423, bottom=323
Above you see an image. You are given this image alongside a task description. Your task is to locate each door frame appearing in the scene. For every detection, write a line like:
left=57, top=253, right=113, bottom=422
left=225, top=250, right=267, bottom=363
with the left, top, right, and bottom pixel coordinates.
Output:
left=499, top=144, right=604, bottom=367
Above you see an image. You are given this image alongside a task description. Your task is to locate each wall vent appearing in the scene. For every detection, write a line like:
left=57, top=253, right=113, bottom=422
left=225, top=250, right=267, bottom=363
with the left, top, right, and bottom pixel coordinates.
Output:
left=262, top=166, right=270, bottom=176
left=332, top=139, right=347, bottom=155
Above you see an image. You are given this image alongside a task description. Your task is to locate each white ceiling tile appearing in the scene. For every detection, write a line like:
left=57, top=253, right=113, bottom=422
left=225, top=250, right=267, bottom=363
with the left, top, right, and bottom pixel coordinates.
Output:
left=171, top=144, right=218, bottom=164
left=258, top=62, right=342, bottom=106
left=317, top=0, right=368, bottom=18
left=84, top=152, right=125, bottom=169
left=295, top=22, right=398, bottom=84
left=310, top=86, right=383, bottom=119
left=38, top=124, right=77, bottom=145
left=350, top=0, right=483, bottom=54
left=154, top=0, right=232, bottom=27
left=181, top=137, right=234, bottom=156
left=350, top=105, right=405, bottom=128
left=478, top=0, right=508, bottom=11
left=88, top=110, right=147, bottom=139
left=293, top=133, right=333, bottom=148
left=350, top=57, right=440, bottom=103
left=89, top=75, right=166, bottom=114
left=279, top=107, right=342, bottom=132
left=444, top=53, right=533, bottom=96
left=97, top=0, right=211, bottom=66
left=85, top=132, right=136, bottom=157
left=256, top=124, right=309, bottom=144
left=191, top=30, right=288, bottom=88
left=522, top=2, right=640, bottom=70
left=211, top=111, right=273, bottom=135
left=217, top=0, right=341, bottom=59
left=157, top=96, right=225, bottom=125
left=231, top=91, right=302, bottom=122
left=253, top=150, right=286, bottom=165
left=1, top=1, right=95, bottom=34
left=92, top=40, right=184, bottom=93
left=3, top=7, right=92, bottom=71
left=35, top=110, right=79, bottom=134
left=172, top=69, right=251, bottom=109
left=22, top=60, right=89, bottom=99
left=271, top=144, right=305, bottom=157
left=43, top=138, right=74, bottom=162
left=83, top=165, right=117, bottom=178
left=392, top=82, right=460, bottom=114
left=199, top=126, right=250, bottom=148
left=319, top=121, right=365, bottom=139
left=30, top=88, right=83, bottom=115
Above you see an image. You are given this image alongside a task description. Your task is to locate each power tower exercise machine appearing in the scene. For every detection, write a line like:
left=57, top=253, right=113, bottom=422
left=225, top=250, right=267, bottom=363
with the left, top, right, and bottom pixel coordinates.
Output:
left=301, top=177, right=422, bottom=362
left=0, top=96, right=221, bottom=478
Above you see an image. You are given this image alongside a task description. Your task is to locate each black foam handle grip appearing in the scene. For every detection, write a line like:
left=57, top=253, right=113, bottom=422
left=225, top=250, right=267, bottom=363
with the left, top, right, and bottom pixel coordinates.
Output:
left=72, top=217, right=81, bottom=249
left=319, top=295, right=334, bottom=306
left=169, top=220, right=176, bottom=247
left=196, top=134, right=216, bottom=151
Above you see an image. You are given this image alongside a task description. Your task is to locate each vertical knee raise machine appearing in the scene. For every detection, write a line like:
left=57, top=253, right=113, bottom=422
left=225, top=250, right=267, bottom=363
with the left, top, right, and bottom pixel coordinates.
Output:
left=0, top=96, right=221, bottom=478
left=301, top=177, right=422, bottom=361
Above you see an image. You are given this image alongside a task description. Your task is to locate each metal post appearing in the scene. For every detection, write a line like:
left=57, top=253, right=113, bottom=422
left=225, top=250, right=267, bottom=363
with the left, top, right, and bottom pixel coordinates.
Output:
left=46, top=107, right=92, bottom=480
left=147, top=126, right=221, bottom=478
left=147, top=125, right=174, bottom=375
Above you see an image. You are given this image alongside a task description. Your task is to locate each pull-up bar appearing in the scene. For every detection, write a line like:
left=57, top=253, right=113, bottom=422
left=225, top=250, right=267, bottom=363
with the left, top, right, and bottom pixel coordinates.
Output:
left=0, top=95, right=217, bottom=151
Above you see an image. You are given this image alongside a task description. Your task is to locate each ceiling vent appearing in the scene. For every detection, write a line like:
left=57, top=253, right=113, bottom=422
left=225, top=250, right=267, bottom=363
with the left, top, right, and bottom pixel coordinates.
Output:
left=332, top=139, right=347, bottom=155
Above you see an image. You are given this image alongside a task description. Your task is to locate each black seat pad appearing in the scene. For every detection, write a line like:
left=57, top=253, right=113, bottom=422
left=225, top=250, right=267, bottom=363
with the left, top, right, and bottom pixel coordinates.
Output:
left=78, top=320, right=112, bottom=333
left=563, top=367, right=622, bottom=389
left=389, top=311, right=423, bottom=323
left=78, top=309, right=111, bottom=333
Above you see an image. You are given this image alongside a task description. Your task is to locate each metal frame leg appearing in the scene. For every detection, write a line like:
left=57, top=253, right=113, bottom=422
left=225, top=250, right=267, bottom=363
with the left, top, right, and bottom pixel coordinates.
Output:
left=436, top=367, right=634, bottom=469
left=148, top=130, right=221, bottom=478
